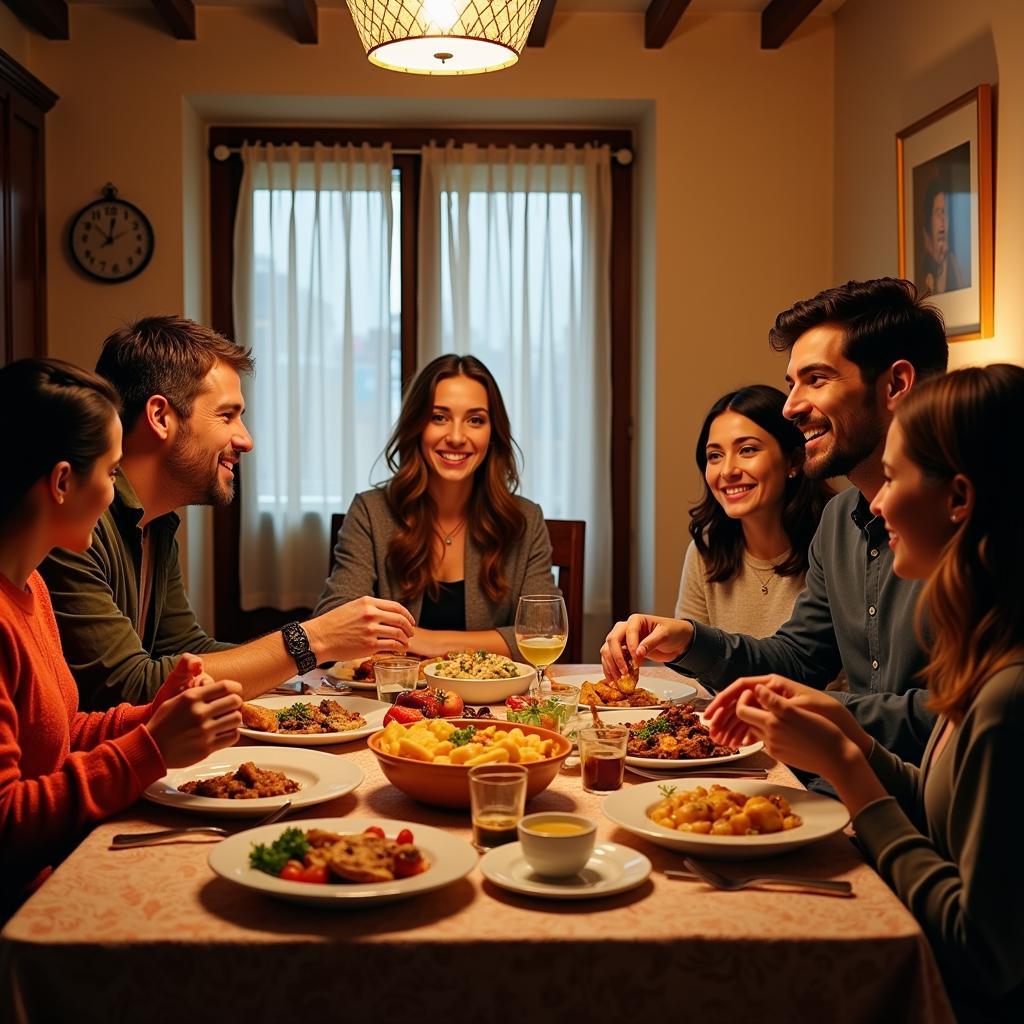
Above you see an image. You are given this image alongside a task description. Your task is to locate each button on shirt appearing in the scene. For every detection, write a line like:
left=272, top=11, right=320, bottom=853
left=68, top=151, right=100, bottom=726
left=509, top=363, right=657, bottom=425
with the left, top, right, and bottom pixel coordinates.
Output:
left=673, top=488, right=935, bottom=764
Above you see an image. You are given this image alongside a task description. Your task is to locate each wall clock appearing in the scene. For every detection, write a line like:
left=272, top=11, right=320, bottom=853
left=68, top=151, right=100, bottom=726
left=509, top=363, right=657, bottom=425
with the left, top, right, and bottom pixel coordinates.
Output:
left=69, top=183, right=154, bottom=283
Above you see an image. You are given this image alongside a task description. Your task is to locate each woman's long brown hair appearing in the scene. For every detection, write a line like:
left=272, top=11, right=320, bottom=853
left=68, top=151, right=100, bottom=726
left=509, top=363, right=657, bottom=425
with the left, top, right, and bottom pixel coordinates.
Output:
left=383, top=354, right=526, bottom=604
left=898, top=365, right=1024, bottom=722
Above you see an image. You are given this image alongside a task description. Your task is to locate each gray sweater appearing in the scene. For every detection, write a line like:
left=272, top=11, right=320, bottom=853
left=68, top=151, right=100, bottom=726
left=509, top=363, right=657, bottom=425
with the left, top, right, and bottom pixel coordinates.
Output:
left=855, top=662, right=1024, bottom=1022
left=313, top=488, right=559, bottom=660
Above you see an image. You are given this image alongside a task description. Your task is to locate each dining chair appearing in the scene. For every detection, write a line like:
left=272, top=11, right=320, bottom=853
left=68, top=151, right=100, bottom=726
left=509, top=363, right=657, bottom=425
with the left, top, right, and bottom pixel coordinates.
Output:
left=326, top=513, right=585, bottom=663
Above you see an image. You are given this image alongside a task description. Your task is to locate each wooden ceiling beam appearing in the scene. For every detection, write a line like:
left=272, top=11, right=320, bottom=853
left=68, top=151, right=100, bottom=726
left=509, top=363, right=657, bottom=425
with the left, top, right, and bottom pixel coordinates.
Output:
left=526, top=0, right=556, bottom=48
left=761, top=0, right=823, bottom=50
left=644, top=0, right=693, bottom=50
left=149, top=0, right=196, bottom=40
left=1, top=0, right=68, bottom=40
left=284, top=0, right=318, bottom=45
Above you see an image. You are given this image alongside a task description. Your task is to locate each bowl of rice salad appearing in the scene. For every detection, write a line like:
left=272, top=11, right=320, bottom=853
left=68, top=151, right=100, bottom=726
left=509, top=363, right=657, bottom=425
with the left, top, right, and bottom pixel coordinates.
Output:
left=423, top=651, right=534, bottom=704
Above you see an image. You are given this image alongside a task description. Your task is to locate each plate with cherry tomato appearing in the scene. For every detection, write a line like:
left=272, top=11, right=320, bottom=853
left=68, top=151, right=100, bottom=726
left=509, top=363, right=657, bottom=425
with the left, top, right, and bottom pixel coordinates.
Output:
left=209, top=818, right=478, bottom=906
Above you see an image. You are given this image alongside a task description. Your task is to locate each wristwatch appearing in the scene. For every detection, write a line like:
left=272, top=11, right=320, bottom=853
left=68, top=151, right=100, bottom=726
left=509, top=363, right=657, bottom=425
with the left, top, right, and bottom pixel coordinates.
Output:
left=281, top=621, right=317, bottom=675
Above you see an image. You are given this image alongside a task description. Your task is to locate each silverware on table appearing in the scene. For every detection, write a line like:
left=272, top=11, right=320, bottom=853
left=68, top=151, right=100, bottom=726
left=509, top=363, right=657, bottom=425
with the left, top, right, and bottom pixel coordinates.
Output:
left=626, top=765, right=769, bottom=781
left=667, top=856, right=853, bottom=897
left=110, top=801, right=292, bottom=849
left=270, top=677, right=316, bottom=696
left=320, top=675, right=353, bottom=694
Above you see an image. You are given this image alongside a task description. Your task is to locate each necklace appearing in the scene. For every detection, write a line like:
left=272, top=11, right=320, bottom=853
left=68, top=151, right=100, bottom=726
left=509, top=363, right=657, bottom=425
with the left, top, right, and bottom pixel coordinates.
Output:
left=746, top=559, right=778, bottom=596
left=436, top=517, right=467, bottom=547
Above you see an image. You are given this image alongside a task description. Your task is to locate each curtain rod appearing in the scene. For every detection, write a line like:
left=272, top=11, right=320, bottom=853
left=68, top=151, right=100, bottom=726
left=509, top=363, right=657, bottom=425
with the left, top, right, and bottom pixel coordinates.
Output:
left=211, top=143, right=634, bottom=165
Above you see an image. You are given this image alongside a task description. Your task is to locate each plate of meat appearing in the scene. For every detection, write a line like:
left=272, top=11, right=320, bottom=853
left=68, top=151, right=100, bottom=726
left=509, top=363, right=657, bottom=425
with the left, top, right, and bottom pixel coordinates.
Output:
left=239, top=695, right=390, bottom=746
left=144, top=747, right=364, bottom=816
left=325, top=655, right=428, bottom=690
left=591, top=706, right=763, bottom=768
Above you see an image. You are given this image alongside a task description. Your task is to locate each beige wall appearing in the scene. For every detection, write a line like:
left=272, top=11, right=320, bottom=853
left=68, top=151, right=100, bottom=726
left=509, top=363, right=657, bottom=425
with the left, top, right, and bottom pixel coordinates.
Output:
left=23, top=7, right=835, bottom=628
left=834, top=0, right=1023, bottom=368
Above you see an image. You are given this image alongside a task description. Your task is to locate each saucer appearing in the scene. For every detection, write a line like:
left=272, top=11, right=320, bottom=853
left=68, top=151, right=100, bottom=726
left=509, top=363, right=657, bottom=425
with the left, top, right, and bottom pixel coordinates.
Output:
left=478, top=841, right=651, bottom=900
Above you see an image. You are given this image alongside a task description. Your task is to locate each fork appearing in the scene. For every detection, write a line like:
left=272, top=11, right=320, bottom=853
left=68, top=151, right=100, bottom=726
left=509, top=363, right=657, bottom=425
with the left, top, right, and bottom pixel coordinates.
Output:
left=626, top=765, right=768, bottom=780
left=667, top=856, right=853, bottom=897
left=320, top=675, right=353, bottom=694
left=110, top=800, right=292, bottom=848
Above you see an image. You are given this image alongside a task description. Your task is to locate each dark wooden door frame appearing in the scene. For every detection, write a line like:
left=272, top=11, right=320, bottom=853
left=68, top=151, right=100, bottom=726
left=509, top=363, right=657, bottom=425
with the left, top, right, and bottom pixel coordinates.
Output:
left=208, top=125, right=633, bottom=641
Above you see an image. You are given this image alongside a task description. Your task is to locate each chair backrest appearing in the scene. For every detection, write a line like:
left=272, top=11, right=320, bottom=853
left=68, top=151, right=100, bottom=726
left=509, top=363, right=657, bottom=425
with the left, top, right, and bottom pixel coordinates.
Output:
left=544, top=519, right=585, bottom=664
left=327, top=512, right=585, bottom=664
left=328, top=513, right=345, bottom=577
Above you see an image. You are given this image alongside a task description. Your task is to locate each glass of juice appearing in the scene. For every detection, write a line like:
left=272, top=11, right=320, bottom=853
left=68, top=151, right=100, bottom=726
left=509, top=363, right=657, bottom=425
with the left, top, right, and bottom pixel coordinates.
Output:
left=514, top=595, right=568, bottom=697
left=373, top=657, right=421, bottom=704
left=578, top=725, right=628, bottom=793
left=468, top=763, right=529, bottom=848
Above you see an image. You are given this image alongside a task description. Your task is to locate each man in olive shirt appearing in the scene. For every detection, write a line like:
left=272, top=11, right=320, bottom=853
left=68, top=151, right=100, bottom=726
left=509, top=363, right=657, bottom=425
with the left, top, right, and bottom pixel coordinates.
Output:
left=601, top=278, right=949, bottom=765
left=42, top=316, right=414, bottom=709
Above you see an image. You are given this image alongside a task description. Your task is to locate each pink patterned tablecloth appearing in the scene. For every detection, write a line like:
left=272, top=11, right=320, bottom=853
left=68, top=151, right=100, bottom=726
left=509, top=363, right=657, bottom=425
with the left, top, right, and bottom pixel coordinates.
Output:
left=1, top=667, right=954, bottom=1024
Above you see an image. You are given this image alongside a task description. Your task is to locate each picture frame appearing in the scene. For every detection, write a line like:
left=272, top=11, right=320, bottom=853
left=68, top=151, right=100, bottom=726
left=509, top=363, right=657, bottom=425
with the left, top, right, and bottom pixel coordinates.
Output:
left=897, top=84, right=993, bottom=341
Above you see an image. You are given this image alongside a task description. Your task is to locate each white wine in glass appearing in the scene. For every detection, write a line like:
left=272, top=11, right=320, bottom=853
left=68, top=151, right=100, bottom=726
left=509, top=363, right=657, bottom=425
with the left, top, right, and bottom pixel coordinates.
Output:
left=515, top=595, right=568, bottom=696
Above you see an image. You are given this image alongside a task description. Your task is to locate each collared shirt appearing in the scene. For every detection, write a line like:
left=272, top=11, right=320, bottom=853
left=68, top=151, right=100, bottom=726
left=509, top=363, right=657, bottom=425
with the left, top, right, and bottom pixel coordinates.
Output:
left=40, top=472, right=232, bottom=709
left=673, top=487, right=936, bottom=764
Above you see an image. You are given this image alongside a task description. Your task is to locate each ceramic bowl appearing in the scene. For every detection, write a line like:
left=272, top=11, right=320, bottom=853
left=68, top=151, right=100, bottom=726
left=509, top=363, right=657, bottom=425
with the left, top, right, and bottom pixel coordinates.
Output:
left=422, top=661, right=535, bottom=704
left=367, top=718, right=572, bottom=809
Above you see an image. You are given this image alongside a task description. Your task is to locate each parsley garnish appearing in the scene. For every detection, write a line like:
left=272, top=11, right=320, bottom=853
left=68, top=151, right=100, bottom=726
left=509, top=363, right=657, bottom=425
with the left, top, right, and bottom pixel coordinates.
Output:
left=248, top=827, right=310, bottom=875
left=449, top=725, right=478, bottom=747
left=276, top=702, right=312, bottom=724
left=633, top=716, right=673, bottom=741
left=657, top=784, right=677, bottom=798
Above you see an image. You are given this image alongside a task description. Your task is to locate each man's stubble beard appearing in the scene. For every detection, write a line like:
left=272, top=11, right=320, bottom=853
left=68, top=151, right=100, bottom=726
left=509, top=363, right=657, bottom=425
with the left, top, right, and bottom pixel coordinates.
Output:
left=803, top=389, right=885, bottom=482
left=165, top=428, right=235, bottom=507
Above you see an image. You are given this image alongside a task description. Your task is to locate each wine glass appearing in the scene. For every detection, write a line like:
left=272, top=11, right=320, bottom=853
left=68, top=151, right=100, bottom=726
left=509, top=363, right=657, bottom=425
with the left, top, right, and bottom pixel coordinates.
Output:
left=515, top=595, right=568, bottom=696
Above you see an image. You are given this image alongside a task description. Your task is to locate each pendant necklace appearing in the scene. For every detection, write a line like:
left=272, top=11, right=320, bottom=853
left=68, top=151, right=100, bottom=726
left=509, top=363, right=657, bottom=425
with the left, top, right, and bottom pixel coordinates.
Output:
left=747, top=560, right=778, bottom=596
left=437, top=517, right=467, bottom=548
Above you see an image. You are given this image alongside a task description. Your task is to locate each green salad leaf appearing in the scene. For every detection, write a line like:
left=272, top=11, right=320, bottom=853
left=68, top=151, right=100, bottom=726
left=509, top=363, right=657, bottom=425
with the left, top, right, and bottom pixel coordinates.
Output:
left=248, top=827, right=310, bottom=876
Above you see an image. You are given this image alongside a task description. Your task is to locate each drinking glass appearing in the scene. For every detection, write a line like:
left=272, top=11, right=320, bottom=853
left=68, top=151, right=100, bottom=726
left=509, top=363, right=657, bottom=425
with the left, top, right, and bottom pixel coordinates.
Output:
left=468, top=763, right=529, bottom=848
left=373, top=657, right=421, bottom=704
left=515, top=595, right=568, bottom=697
left=578, top=725, right=628, bottom=793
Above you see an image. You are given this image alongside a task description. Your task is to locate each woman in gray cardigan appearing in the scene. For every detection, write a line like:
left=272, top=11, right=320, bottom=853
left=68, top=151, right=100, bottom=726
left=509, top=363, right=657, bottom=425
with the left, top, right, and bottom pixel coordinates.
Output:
left=315, top=354, right=558, bottom=661
left=706, top=365, right=1024, bottom=1023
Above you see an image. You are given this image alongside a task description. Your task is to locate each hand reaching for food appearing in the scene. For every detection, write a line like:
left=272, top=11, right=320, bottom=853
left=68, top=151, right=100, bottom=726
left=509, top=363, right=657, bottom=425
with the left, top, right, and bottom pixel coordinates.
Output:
left=600, top=614, right=695, bottom=680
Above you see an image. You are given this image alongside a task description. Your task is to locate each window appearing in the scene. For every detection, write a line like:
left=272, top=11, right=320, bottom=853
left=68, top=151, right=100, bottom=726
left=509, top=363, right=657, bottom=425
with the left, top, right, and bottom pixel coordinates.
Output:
left=209, top=127, right=632, bottom=641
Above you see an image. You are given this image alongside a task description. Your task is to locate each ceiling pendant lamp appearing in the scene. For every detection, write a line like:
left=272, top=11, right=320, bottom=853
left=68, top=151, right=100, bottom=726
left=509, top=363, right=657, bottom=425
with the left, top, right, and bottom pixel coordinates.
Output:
left=345, top=0, right=542, bottom=75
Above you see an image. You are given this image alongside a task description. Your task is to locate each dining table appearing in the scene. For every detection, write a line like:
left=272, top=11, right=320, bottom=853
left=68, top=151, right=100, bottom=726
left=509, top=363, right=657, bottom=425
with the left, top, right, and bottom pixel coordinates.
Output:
left=0, top=665, right=955, bottom=1024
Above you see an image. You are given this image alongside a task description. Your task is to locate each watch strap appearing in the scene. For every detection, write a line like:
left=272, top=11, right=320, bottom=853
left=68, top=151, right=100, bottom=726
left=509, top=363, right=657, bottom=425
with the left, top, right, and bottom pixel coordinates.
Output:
left=281, top=621, right=317, bottom=675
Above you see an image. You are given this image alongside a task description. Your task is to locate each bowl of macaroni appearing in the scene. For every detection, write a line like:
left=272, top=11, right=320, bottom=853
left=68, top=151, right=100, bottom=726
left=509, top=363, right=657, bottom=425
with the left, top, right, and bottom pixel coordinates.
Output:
left=423, top=652, right=534, bottom=704
left=367, top=717, right=572, bottom=808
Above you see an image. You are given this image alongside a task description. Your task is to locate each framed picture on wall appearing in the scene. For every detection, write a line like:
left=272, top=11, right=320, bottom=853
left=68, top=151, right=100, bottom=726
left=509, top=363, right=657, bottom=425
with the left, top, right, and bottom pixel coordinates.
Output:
left=897, top=84, right=993, bottom=341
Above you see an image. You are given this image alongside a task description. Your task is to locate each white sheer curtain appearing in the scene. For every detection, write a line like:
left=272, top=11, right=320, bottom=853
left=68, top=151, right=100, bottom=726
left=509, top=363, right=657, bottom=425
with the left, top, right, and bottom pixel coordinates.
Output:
left=418, top=142, right=613, bottom=620
left=233, top=142, right=397, bottom=609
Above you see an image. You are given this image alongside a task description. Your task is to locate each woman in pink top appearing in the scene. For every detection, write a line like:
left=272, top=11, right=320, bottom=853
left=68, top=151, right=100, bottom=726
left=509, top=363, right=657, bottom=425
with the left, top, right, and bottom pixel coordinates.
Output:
left=0, top=358, right=243, bottom=916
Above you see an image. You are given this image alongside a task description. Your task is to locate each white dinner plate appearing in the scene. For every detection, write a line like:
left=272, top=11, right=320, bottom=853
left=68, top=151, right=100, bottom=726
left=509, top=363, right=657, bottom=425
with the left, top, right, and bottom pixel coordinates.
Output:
left=479, top=841, right=651, bottom=900
left=239, top=695, right=390, bottom=746
left=587, top=708, right=764, bottom=768
left=323, top=660, right=378, bottom=690
left=602, top=778, right=850, bottom=861
left=144, top=747, right=363, bottom=817
left=209, top=817, right=478, bottom=906
left=550, top=672, right=698, bottom=709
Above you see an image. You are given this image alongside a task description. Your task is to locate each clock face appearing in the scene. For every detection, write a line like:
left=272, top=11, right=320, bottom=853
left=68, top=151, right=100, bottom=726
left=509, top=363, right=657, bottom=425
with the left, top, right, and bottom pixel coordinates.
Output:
left=70, top=198, right=154, bottom=282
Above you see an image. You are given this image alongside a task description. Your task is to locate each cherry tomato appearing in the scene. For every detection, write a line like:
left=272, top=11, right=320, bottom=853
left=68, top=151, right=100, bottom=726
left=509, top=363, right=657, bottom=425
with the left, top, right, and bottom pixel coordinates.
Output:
left=396, top=828, right=414, bottom=845
left=299, top=864, right=329, bottom=885
left=279, top=859, right=305, bottom=882
left=363, top=825, right=386, bottom=839
left=393, top=849, right=426, bottom=878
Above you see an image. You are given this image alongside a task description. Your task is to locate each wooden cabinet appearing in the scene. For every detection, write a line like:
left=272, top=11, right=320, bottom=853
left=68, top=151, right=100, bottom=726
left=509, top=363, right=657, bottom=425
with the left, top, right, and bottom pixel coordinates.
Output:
left=0, top=49, right=57, bottom=366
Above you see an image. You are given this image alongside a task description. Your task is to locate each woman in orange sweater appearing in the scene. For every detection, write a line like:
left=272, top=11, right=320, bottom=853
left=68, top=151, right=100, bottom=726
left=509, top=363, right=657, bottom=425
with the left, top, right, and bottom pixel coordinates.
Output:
left=1, top=358, right=243, bottom=915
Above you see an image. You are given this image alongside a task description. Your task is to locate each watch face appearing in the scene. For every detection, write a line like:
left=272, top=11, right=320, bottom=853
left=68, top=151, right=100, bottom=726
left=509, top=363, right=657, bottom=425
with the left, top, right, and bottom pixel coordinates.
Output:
left=70, top=199, right=154, bottom=282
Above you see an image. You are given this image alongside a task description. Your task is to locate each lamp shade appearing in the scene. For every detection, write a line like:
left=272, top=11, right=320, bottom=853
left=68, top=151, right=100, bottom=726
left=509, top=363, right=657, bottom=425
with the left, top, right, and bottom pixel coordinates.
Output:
left=346, top=0, right=543, bottom=75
